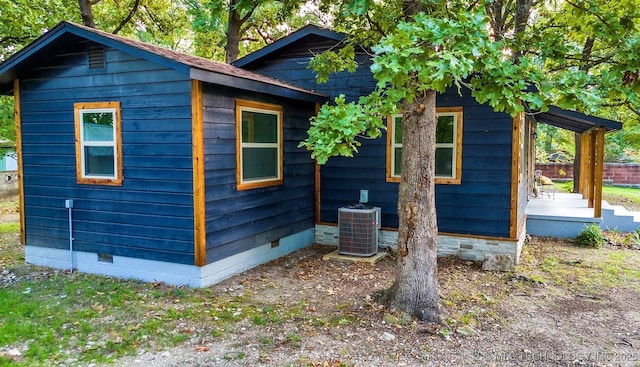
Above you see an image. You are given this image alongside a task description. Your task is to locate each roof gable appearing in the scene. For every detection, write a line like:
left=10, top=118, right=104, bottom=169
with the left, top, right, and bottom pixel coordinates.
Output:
left=0, top=22, right=326, bottom=102
left=233, top=24, right=344, bottom=69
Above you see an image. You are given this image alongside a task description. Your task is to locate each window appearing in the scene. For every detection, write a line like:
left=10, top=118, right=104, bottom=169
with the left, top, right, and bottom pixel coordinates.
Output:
left=74, top=102, right=122, bottom=185
left=235, top=100, right=283, bottom=190
left=387, top=107, right=463, bottom=184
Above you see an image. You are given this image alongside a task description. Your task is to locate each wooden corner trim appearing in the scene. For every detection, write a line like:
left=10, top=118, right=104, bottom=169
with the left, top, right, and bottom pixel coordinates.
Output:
left=192, top=80, right=206, bottom=266
left=14, top=80, right=25, bottom=245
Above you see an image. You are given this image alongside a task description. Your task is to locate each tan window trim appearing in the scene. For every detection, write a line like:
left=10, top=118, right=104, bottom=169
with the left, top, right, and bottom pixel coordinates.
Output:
left=74, top=101, right=123, bottom=186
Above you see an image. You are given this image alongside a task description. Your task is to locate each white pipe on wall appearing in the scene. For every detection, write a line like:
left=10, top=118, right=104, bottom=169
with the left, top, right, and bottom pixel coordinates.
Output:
left=65, top=199, right=74, bottom=272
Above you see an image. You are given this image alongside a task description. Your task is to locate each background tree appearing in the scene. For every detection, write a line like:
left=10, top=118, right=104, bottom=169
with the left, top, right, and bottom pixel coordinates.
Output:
left=0, top=0, right=79, bottom=61
left=186, top=0, right=316, bottom=62
left=302, top=0, right=640, bottom=321
left=77, top=0, right=98, bottom=27
left=75, top=0, right=192, bottom=50
left=0, top=0, right=190, bottom=156
left=0, top=0, right=78, bottom=156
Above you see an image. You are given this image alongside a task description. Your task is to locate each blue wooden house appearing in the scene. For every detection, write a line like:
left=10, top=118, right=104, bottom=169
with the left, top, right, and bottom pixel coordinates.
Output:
left=0, top=22, right=326, bottom=286
left=0, top=23, right=620, bottom=286
left=233, top=25, right=622, bottom=263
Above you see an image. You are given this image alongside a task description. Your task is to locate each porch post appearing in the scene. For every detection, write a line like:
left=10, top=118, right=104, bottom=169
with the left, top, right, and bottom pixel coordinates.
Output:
left=593, top=127, right=605, bottom=218
left=588, top=130, right=597, bottom=208
left=579, top=132, right=589, bottom=196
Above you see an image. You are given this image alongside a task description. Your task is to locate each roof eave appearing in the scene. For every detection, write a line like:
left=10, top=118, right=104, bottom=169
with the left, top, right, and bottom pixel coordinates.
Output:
left=535, top=106, right=622, bottom=133
left=62, top=23, right=189, bottom=74
left=190, top=68, right=327, bottom=103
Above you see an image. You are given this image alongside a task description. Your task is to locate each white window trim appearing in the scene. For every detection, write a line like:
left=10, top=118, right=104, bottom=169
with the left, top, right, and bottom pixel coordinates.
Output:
left=74, top=102, right=122, bottom=186
left=387, top=107, right=463, bottom=184
left=79, top=108, right=117, bottom=179
left=391, top=114, right=403, bottom=177
left=235, top=100, right=283, bottom=191
left=434, top=111, right=459, bottom=179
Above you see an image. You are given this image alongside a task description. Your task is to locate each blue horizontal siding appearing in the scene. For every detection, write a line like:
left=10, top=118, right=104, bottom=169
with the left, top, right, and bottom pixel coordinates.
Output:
left=24, top=188, right=193, bottom=207
left=19, top=44, right=197, bottom=264
left=206, top=219, right=311, bottom=263
left=201, top=85, right=316, bottom=263
left=242, top=38, right=516, bottom=238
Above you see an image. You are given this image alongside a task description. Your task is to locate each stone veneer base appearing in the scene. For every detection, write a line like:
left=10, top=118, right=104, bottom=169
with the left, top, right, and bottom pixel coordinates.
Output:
left=315, top=224, right=526, bottom=264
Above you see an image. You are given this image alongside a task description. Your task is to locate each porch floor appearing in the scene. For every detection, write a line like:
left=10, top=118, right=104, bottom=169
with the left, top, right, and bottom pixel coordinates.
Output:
left=525, top=192, right=640, bottom=238
left=526, top=192, right=595, bottom=219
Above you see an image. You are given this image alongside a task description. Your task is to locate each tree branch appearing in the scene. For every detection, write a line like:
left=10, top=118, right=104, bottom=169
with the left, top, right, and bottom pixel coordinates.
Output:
left=239, top=6, right=256, bottom=24
left=564, top=0, right=611, bottom=27
left=143, top=7, right=170, bottom=34
left=255, top=28, right=271, bottom=44
left=579, top=37, right=595, bottom=72
left=112, top=0, right=141, bottom=34
left=0, top=36, right=33, bottom=48
left=365, top=12, right=386, bottom=36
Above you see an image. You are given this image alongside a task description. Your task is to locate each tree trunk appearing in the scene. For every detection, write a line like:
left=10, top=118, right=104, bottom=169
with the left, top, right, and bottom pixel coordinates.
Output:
left=78, top=0, right=96, bottom=28
left=383, top=90, right=445, bottom=323
left=225, top=0, right=242, bottom=64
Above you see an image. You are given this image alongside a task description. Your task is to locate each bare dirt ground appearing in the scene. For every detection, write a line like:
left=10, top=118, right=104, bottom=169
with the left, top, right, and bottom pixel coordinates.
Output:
left=2, top=192, right=640, bottom=366
left=105, top=239, right=640, bottom=367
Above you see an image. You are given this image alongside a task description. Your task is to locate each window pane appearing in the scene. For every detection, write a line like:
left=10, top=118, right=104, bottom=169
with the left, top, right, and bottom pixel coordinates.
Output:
left=84, top=146, right=114, bottom=176
left=394, top=116, right=403, bottom=144
left=436, top=115, right=454, bottom=143
left=242, top=111, right=278, bottom=143
left=83, top=112, right=114, bottom=142
left=242, top=147, right=278, bottom=181
left=394, top=147, right=402, bottom=176
left=435, top=147, right=453, bottom=176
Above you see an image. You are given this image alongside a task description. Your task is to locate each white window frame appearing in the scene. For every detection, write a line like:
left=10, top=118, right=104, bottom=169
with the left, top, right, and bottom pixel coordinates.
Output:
left=387, top=107, right=463, bottom=184
left=235, top=100, right=283, bottom=191
left=74, top=102, right=122, bottom=186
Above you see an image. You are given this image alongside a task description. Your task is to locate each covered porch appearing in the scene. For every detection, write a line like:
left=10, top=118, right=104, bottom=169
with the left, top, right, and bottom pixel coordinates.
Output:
left=525, top=107, right=625, bottom=238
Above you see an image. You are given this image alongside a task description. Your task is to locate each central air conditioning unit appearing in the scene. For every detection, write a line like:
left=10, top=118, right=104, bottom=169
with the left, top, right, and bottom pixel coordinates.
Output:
left=338, top=205, right=381, bottom=257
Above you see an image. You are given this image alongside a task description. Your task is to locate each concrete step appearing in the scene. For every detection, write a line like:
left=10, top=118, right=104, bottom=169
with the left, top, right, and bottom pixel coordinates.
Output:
left=600, top=205, right=640, bottom=232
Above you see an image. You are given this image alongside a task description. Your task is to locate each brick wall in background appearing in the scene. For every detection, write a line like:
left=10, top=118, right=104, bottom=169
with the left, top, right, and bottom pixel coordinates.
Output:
left=535, top=163, right=640, bottom=186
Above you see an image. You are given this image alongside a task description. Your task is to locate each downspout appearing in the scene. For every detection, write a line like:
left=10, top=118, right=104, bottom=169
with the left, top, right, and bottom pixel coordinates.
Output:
left=65, top=199, right=74, bottom=272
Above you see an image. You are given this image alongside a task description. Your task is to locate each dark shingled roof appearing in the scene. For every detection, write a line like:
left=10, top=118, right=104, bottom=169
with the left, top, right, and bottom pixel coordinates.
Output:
left=233, top=24, right=344, bottom=69
left=0, top=21, right=326, bottom=102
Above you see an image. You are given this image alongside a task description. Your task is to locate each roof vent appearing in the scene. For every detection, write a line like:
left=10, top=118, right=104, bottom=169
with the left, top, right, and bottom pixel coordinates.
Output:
left=88, top=47, right=105, bottom=69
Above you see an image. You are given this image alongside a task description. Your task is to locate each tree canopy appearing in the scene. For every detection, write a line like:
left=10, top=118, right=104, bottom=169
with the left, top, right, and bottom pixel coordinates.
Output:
left=303, top=0, right=640, bottom=163
left=298, top=0, right=640, bottom=320
left=185, top=0, right=321, bottom=62
left=0, top=0, right=321, bottom=152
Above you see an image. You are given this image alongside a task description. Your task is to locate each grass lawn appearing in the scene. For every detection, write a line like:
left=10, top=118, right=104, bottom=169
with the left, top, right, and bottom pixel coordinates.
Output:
left=602, top=186, right=640, bottom=211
